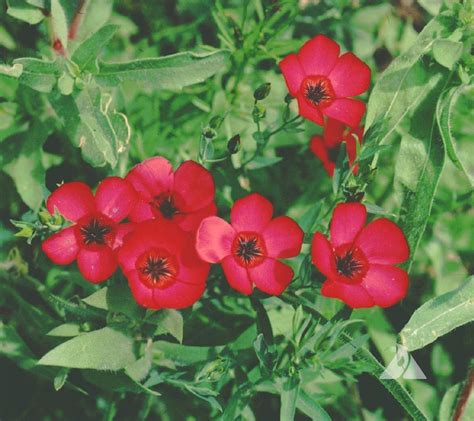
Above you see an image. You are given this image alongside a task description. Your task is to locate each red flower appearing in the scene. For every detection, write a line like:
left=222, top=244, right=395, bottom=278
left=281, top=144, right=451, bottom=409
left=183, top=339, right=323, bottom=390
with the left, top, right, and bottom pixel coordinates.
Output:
left=118, top=220, right=209, bottom=309
left=279, top=34, right=371, bottom=128
left=196, top=193, right=304, bottom=295
left=126, top=157, right=217, bottom=232
left=311, top=203, right=410, bottom=308
left=42, top=178, right=137, bottom=283
left=310, top=118, right=363, bottom=176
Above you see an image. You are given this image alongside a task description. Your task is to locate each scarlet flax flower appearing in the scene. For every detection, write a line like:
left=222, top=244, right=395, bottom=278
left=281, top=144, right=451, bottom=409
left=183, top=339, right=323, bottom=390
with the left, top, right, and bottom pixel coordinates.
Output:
left=196, top=193, right=304, bottom=295
left=311, top=203, right=410, bottom=308
left=310, top=118, right=363, bottom=176
left=42, top=178, right=137, bottom=283
left=118, top=220, right=209, bottom=309
left=126, top=157, right=217, bottom=232
left=279, top=34, right=371, bottom=128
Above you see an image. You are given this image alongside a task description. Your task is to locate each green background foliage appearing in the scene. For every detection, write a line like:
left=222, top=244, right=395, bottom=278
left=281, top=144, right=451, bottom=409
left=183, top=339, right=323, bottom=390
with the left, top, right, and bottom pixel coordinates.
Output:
left=0, top=0, right=473, bottom=420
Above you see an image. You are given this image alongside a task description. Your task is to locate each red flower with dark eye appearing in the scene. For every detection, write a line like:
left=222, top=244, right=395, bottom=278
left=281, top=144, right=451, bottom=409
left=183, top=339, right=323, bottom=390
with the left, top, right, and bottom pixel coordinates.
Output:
left=196, top=193, right=304, bottom=295
left=125, top=157, right=217, bottom=232
left=311, top=203, right=410, bottom=308
left=310, top=118, right=364, bottom=176
left=279, top=34, right=371, bottom=128
left=118, top=220, right=209, bottom=309
left=42, top=178, right=137, bottom=283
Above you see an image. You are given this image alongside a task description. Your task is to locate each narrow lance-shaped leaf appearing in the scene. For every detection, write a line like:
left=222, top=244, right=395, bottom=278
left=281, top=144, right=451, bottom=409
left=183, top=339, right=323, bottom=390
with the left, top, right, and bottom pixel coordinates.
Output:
left=364, top=12, right=455, bottom=142
left=11, top=58, right=59, bottom=93
left=436, top=84, right=474, bottom=187
left=396, top=67, right=448, bottom=270
left=400, top=276, right=474, bottom=351
left=94, top=49, right=230, bottom=90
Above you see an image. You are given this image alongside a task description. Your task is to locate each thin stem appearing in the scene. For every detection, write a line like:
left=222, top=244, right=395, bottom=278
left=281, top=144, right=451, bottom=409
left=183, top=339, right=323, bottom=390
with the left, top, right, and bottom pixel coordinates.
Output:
left=453, top=366, right=474, bottom=421
left=69, top=0, right=88, bottom=40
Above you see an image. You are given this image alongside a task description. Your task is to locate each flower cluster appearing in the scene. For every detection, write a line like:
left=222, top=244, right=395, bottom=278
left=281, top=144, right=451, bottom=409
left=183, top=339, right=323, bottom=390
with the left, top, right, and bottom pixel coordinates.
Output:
left=42, top=34, right=410, bottom=311
left=280, top=34, right=369, bottom=175
left=42, top=158, right=304, bottom=309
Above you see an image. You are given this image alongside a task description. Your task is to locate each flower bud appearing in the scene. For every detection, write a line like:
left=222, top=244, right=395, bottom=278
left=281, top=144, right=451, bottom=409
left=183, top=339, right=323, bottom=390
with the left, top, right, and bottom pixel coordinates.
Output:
left=202, top=127, right=217, bottom=140
left=254, top=83, right=271, bottom=101
left=284, top=93, right=293, bottom=104
left=209, top=115, right=224, bottom=130
left=227, top=134, right=240, bottom=154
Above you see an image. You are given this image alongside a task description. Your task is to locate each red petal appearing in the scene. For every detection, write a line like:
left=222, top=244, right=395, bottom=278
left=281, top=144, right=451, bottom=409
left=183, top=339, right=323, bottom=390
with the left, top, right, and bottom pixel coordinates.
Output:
left=173, top=202, right=217, bottom=232
left=279, top=53, right=305, bottom=96
left=47, top=182, right=95, bottom=222
left=323, top=118, right=346, bottom=148
left=152, top=280, right=206, bottom=309
left=297, top=95, right=324, bottom=125
left=311, top=232, right=336, bottom=277
left=77, top=247, right=116, bottom=283
left=310, top=135, right=334, bottom=176
left=329, top=52, right=371, bottom=97
left=362, top=264, right=409, bottom=308
left=354, top=218, right=409, bottom=265
left=126, top=271, right=156, bottom=309
left=95, top=177, right=137, bottom=222
left=128, top=199, right=154, bottom=223
left=126, top=156, right=174, bottom=199
left=112, top=223, right=135, bottom=250
left=42, top=227, right=79, bottom=265
left=262, top=216, right=303, bottom=258
left=173, top=161, right=215, bottom=212
left=298, top=35, right=340, bottom=76
left=330, top=202, right=367, bottom=248
left=177, top=235, right=211, bottom=284
left=196, top=216, right=236, bottom=263
left=221, top=255, right=252, bottom=295
left=323, top=98, right=366, bottom=128
left=321, top=280, right=374, bottom=308
left=249, top=258, right=294, bottom=295
left=231, top=193, right=273, bottom=233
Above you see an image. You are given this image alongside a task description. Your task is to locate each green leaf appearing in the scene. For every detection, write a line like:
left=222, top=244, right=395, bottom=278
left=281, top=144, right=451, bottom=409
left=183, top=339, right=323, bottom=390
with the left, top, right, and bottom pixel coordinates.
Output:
left=82, top=288, right=108, bottom=310
left=54, top=367, right=69, bottom=391
left=246, top=155, right=282, bottom=170
left=297, top=390, right=331, bottom=421
left=400, top=276, right=474, bottom=351
left=148, top=309, right=184, bottom=343
left=47, top=323, right=81, bottom=337
left=432, top=39, right=463, bottom=70
left=0, top=321, right=37, bottom=370
left=94, top=49, right=229, bottom=90
left=49, top=82, right=130, bottom=168
left=107, top=282, right=145, bottom=320
left=439, top=383, right=461, bottom=421
left=71, top=24, right=119, bottom=71
left=38, top=327, right=137, bottom=370
left=51, top=0, right=68, bottom=49
left=73, top=0, right=114, bottom=42
left=152, top=341, right=224, bottom=366
left=365, top=13, right=455, bottom=137
left=7, top=0, right=45, bottom=24
left=280, top=376, right=299, bottom=421
left=436, top=84, right=474, bottom=186
left=0, top=62, right=23, bottom=78
left=12, top=58, right=59, bottom=93
left=2, top=120, right=59, bottom=211
left=396, top=68, right=448, bottom=270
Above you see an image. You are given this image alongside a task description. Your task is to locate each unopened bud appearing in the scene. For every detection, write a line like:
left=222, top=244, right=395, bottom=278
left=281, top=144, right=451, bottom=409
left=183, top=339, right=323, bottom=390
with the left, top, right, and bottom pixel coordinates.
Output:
left=254, top=83, right=271, bottom=101
left=227, top=134, right=240, bottom=154
left=209, top=115, right=224, bottom=130
left=284, top=93, right=294, bottom=104
left=202, top=127, right=217, bottom=140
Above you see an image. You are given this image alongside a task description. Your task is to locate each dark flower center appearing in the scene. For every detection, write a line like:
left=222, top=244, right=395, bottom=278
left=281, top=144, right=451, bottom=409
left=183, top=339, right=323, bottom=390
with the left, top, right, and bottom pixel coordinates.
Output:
left=136, top=248, right=178, bottom=289
left=302, top=76, right=335, bottom=107
left=232, top=232, right=266, bottom=268
left=335, top=249, right=365, bottom=279
left=79, top=217, right=113, bottom=246
left=151, top=194, right=179, bottom=219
